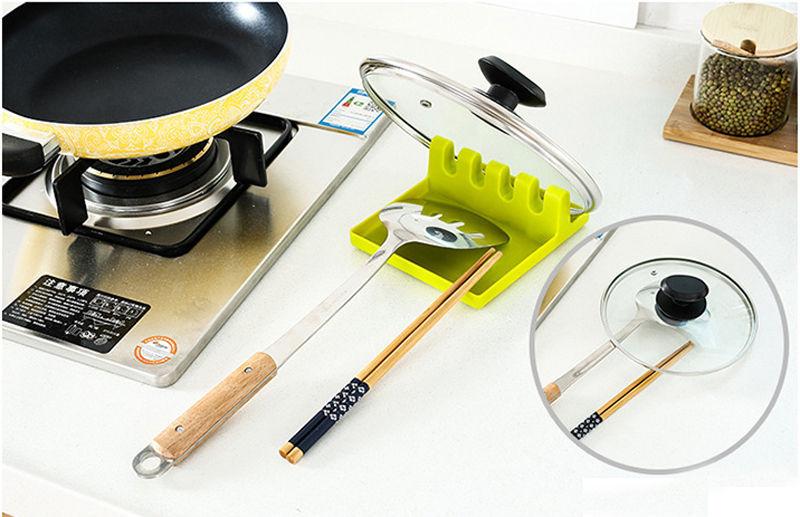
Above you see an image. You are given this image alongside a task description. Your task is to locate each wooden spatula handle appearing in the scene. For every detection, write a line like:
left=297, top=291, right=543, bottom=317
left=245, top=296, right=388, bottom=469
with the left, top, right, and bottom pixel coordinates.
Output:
left=543, top=382, right=561, bottom=403
left=151, top=352, right=277, bottom=462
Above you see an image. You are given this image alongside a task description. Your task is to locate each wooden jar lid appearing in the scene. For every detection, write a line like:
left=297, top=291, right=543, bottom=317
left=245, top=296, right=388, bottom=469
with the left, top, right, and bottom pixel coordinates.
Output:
left=701, top=3, right=797, bottom=57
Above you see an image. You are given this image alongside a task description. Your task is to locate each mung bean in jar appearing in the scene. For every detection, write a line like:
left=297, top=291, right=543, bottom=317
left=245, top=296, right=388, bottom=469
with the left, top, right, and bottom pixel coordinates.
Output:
left=691, top=3, right=797, bottom=137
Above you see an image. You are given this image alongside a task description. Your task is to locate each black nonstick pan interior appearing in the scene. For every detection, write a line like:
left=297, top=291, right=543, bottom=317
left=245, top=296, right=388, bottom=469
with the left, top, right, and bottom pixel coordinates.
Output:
left=2, top=2, right=288, bottom=125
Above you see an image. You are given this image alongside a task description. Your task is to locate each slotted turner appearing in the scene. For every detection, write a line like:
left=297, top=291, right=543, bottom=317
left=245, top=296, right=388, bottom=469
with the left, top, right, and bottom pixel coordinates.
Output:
left=133, top=199, right=507, bottom=477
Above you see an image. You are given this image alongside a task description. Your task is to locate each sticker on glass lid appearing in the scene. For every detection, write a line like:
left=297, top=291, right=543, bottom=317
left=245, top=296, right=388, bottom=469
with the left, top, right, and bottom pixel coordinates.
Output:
left=600, top=258, right=757, bottom=375
left=318, top=88, right=390, bottom=135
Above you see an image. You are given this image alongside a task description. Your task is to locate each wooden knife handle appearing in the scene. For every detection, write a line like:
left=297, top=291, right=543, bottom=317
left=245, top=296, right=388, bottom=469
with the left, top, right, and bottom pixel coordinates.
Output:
left=151, top=352, right=277, bottom=462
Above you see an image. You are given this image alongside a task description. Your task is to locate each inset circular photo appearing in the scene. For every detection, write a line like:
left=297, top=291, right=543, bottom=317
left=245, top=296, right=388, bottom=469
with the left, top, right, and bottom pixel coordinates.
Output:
left=530, top=216, right=787, bottom=473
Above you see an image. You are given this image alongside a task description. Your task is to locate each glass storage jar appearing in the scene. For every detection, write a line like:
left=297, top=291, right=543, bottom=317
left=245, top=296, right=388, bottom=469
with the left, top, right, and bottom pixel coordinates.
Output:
left=692, top=3, right=797, bottom=137
left=693, top=40, right=796, bottom=136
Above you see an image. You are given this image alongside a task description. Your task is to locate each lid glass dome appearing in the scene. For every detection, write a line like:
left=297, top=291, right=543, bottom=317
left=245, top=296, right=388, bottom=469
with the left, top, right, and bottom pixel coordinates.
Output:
left=601, top=258, right=757, bottom=375
left=359, top=56, right=602, bottom=215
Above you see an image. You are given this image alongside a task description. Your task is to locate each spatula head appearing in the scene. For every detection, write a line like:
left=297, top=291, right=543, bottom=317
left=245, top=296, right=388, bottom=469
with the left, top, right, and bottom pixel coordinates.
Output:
left=379, top=199, right=508, bottom=250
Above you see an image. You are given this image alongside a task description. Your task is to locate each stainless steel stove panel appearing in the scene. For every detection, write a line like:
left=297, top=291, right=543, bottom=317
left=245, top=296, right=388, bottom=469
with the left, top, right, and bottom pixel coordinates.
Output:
left=2, top=75, right=389, bottom=386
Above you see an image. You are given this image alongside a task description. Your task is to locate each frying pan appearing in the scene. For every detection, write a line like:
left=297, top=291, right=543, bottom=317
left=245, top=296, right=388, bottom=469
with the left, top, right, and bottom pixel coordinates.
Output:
left=2, top=2, right=289, bottom=175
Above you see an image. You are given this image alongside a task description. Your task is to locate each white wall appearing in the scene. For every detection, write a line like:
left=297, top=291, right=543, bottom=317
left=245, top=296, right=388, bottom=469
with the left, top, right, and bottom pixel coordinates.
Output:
left=638, top=2, right=725, bottom=30
left=485, top=1, right=640, bottom=28
left=486, top=1, right=797, bottom=32
left=637, top=1, right=798, bottom=31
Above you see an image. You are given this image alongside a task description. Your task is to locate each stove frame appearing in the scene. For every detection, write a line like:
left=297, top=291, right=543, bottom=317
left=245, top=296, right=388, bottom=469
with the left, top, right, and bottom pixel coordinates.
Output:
left=2, top=74, right=390, bottom=386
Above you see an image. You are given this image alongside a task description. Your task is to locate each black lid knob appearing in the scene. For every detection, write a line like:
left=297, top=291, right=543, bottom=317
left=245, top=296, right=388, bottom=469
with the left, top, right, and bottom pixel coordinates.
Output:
left=655, top=275, right=709, bottom=325
left=478, top=56, right=546, bottom=111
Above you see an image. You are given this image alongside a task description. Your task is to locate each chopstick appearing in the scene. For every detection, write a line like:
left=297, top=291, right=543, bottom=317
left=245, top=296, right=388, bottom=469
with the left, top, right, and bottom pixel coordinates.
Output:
left=278, top=248, right=502, bottom=463
left=570, top=340, right=694, bottom=440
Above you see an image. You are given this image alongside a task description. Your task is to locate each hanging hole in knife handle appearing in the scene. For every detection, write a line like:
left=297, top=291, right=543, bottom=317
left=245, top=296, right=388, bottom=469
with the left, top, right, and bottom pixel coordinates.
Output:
left=478, top=56, right=546, bottom=111
left=2, top=131, right=60, bottom=177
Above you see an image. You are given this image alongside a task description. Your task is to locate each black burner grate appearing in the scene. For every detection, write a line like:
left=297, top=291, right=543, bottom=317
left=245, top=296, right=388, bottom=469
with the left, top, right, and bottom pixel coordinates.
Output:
left=2, top=112, right=293, bottom=257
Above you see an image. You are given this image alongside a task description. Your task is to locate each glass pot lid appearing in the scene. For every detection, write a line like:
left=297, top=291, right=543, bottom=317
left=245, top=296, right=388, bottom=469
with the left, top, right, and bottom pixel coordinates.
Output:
left=359, top=56, right=602, bottom=215
left=600, top=258, right=757, bottom=375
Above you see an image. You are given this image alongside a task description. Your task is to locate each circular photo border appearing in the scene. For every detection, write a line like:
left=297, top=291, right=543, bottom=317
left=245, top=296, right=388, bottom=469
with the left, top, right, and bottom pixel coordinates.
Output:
left=529, top=215, right=789, bottom=474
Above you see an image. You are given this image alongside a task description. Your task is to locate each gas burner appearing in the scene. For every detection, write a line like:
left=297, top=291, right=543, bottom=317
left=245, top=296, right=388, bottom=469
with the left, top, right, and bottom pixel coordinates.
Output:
left=44, top=138, right=235, bottom=230
left=82, top=139, right=217, bottom=198
left=95, top=144, right=204, bottom=174
left=88, top=140, right=213, bottom=181
left=4, top=111, right=293, bottom=256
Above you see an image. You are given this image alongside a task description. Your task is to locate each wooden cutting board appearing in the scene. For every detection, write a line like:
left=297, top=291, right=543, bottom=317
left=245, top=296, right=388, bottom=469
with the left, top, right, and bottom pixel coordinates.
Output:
left=662, top=75, right=797, bottom=166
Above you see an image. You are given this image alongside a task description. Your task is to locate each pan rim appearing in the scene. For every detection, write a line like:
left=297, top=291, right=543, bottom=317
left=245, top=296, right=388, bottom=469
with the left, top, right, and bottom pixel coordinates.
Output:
left=2, top=32, right=290, bottom=129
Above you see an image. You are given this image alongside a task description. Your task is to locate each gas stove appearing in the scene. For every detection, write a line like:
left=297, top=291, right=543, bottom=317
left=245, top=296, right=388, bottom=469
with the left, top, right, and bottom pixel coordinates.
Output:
left=2, top=75, right=389, bottom=386
left=5, top=112, right=291, bottom=256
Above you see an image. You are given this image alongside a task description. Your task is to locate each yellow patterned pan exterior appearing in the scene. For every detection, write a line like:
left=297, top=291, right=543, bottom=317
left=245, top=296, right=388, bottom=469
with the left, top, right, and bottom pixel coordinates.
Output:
left=2, top=43, right=290, bottom=159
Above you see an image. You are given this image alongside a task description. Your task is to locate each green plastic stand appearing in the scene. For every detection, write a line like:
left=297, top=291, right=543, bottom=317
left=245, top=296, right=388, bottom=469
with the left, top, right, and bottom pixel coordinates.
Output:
left=350, top=136, right=590, bottom=308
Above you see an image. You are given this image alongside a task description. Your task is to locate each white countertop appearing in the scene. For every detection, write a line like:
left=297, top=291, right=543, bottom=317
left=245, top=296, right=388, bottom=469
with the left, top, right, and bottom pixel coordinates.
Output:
left=3, top=4, right=797, bottom=516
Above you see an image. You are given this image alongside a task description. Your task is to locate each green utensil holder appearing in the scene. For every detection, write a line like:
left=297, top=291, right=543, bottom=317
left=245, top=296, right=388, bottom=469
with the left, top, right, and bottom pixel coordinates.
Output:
left=350, top=136, right=590, bottom=308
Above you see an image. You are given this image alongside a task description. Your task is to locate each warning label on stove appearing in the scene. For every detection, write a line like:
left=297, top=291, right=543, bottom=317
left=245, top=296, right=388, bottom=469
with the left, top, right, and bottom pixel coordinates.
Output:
left=2, top=275, right=150, bottom=354
left=134, top=336, right=177, bottom=365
